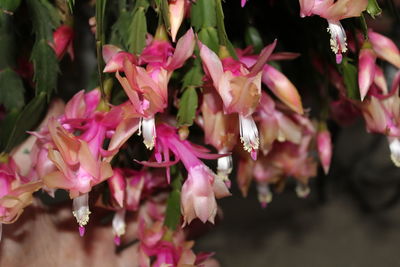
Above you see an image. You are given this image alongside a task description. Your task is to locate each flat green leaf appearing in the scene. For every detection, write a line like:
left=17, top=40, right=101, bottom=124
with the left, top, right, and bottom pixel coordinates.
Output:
left=129, top=7, right=147, bottom=54
left=0, top=0, right=22, bottom=13
left=4, top=92, right=47, bottom=152
left=182, top=60, right=203, bottom=89
left=30, top=40, right=59, bottom=96
left=245, top=26, right=263, bottom=54
left=0, top=109, right=19, bottom=151
left=0, top=68, right=25, bottom=110
left=27, top=0, right=60, bottom=41
left=215, top=0, right=238, bottom=59
left=159, top=0, right=170, bottom=32
left=110, top=11, right=132, bottom=49
left=190, top=0, right=217, bottom=31
left=198, top=27, right=219, bottom=54
left=164, top=167, right=183, bottom=230
left=367, top=0, right=382, bottom=18
left=0, top=14, right=16, bottom=68
left=177, top=87, right=198, bottom=127
left=341, top=57, right=360, bottom=100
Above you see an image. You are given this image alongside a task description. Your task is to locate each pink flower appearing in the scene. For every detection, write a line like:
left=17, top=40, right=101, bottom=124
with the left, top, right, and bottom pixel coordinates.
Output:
left=0, top=156, right=42, bottom=240
left=256, top=92, right=303, bottom=155
left=32, top=90, right=138, bottom=234
left=104, top=28, right=195, bottom=150
left=199, top=41, right=277, bottom=159
left=238, top=47, right=304, bottom=115
left=358, top=41, right=376, bottom=101
left=138, top=124, right=230, bottom=225
left=299, top=0, right=368, bottom=63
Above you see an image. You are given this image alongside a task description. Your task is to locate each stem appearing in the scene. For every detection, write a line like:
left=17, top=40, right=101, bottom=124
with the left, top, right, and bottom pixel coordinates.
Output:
left=359, top=14, right=368, bottom=40
left=215, top=0, right=238, bottom=59
left=95, top=0, right=107, bottom=99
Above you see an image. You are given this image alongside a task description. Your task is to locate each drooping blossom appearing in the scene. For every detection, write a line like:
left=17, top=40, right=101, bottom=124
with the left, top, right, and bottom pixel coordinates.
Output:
left=299, top=0, right=368, bottom=63
left=256, top=92, right=303, bottom=156
left=199, top=41, right=278, bottom=159
left=50, top=25, right=74, bottom=60
left=104, top=27, right=195, bottom=150
left=237, top=111, right=317, bottom=207
left=237, top=47, right=304, bottom=115
left=107, top=168, right=167, bottom=244
left=199, top=86, right=238, bottom=186
left=359, top=71, right=400, bottom=166
left=368, top=30, right=400, bottom=69
left=316, top=124, right=333, bottom=174
left=137, top=217, right=215, bottom=267
left=138, top=124, right=230, bottom=225
left=0, top=156, right=42, bottom=241
left=358, top=41, right=376, bottom=101
left=31, top=89, right=139, bottom=234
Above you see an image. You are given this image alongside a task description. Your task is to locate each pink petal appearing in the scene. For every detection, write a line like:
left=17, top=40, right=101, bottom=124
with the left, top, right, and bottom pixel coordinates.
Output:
left=199, top=41, right=224, bottom=88
left=102, top=44, right=122, bottom=63
left=358, top=45, right=376, bottom=101
left=369, top=31, right=400, bottom=69
left=262, top=64, right=304, bottom=114
left=248, top=39, right=277, bottom=77
left=167, top=28, right=195, bottom=70
left=169, top=0, right=185, bottom=42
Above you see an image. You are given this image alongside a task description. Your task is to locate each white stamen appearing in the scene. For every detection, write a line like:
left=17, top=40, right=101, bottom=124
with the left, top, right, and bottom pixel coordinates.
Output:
left=295, top=182, right=310, bottom=198
left=142, top=117, right=156, bottom=150
left=217, top=154, right=233, bottom=177
left=257, top=183, right=273, bottom=207
left=239, top=115, right=259, bottom=153
left=327, top=21, right=347, bottom=58
left=72, top=193, right=91, bottom=227
left=388, top=137, right=400, bottom=167
left=217, top=154, right=233, bottom=187
left=112, top=210, right=126, bottom=238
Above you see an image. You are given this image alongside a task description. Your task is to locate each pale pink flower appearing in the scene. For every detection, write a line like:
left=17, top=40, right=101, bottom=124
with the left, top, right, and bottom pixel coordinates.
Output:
left=199, top=41, right=277, bottom=159
left=138, top=124, right=230, bottom=225
left=104, top=28, right=195, bottom=150
left=358, top=41, right=376, bottom=101
left=299, top=0, right=368, bottom=63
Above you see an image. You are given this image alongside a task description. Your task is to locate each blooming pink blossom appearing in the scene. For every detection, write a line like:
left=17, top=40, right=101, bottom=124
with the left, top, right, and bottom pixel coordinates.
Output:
left=0, top=156, right=42, bottom=240
left=299, top=0, right=368, bottom=63
left=199, top=41, right=277, bottom=159
left=138, top=124, right=230, bottom=225
left=104, top=28, right=195, bottom=150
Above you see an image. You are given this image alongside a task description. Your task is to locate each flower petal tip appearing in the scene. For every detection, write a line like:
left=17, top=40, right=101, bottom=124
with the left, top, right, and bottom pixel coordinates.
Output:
left=79, top=226, right=85, bottom=237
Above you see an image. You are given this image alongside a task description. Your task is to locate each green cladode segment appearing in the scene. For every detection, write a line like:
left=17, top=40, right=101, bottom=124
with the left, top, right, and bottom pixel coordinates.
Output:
left=164, top=166, right=183, bottom=230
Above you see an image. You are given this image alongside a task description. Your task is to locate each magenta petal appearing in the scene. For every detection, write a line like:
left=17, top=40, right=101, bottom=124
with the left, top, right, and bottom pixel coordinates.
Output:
left=167, top=28, right=195, bottom=70
left=335, top=53, right=343, bottom=64
left=114, top=235, right=121, bottom=246
left=134, top=158, right=179, bottom=168
left=251, top=149, right=258, bottom=161
left=191, top=149, right=229, bottom=160
left=248, top=39, right=277, bottom=77
left=102, top=44, right=122, bottom=63
left=79, top=226, right=85, bottom=237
